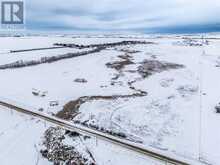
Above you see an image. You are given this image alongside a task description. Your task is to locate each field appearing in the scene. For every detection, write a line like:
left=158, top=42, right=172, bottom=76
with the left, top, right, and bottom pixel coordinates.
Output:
left=0, top=34, right=219, bottom=164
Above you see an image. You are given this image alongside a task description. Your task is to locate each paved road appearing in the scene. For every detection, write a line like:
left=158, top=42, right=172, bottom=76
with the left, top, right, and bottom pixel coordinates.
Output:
left=0, top=100, right=190, bottom=165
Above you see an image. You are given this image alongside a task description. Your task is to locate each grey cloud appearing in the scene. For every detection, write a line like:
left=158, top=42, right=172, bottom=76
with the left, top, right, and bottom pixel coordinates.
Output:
left=25, top=0, right=220, bottom=32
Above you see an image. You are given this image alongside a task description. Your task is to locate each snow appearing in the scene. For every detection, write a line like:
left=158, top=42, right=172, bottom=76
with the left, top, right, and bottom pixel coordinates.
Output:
left=0, top=104, right=164, bottom=165
left=0, top=105, right=51, bottom=165
left=0, top=34, right=219, bottom=164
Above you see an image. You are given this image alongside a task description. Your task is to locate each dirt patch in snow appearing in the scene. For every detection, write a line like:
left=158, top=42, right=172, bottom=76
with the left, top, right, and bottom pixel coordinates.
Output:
left=215, top=102, right=220, bottom=113
left=215, top=105, right=220, bottom=113
left=177, top=85, right=198, bottom=98
left=74, top=78, right=88, bottom=83
left=106, top=53, right=134, bottom=71
left=106, top=52, right=184, bottom=94
left=56, top=93, right=146, bottom=121
left=137, top=60, right=184, bottom=78
left=116, top=48, right=141, bottom=54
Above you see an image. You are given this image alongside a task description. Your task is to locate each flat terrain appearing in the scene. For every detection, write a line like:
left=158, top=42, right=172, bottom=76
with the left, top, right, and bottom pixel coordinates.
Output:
left=0, top=34, right=219, bottom=164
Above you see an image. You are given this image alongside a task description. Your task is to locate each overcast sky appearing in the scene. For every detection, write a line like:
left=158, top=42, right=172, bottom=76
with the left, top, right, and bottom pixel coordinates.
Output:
left=26, top=0, right=220, bottom=33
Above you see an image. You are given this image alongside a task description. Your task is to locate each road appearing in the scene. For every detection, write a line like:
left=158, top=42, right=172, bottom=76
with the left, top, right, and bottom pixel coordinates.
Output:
left=0, top=100, right=190, bottom=165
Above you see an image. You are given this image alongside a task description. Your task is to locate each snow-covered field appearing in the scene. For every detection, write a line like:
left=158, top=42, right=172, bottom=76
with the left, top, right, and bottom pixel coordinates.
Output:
left=0, top=34, right=219, bottom=164
left=0, top=105, right=162, bottom=165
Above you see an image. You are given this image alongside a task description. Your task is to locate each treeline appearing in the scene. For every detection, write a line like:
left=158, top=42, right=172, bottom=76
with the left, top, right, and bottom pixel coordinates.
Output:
left=0, top=40, right=153, bottom=70
left=0, top=47, right=104, bottom=70
left=54, top=40, right=154, bottom=49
